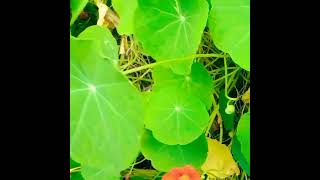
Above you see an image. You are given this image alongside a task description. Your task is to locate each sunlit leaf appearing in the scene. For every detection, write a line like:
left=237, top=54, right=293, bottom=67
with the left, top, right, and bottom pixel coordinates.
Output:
left=134, top=0, right=209, bottom=74
left=141, top=130, right=208, bottom=172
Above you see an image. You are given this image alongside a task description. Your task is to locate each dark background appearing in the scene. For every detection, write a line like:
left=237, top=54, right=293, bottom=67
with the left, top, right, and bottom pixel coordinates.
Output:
left=0, top=1, right=318, bottom=179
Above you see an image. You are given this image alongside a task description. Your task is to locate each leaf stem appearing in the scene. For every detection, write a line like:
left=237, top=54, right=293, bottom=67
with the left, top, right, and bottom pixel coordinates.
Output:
left=122, top=53, right=227, bottom=75
left=224, top=56, right=239, bottom=101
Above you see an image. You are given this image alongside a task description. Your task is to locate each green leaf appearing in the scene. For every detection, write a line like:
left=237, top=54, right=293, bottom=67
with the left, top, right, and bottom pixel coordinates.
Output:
left=81, top=165, right=120, bottom=180
left=77, top=25, right=119, bottom=63
left=145, top=87, right=209, bottom=145
left=208, top=0, right=250, bottom=71
left=141, top=130, right=208, bottom=172
left=70, top=26, right=144, bottom=176
left=231, top=136, right=250, bottom=175
left=112, top=0, right=138, bottom=35
left=219, top=89, right=235, bottom=131
left=134, top=0, right=209, bottom=74
left=236, top=112, right=250, bottom=166
left=152, top=62, right=214, bottom=110
left=70, top=0, right=88, bottom=25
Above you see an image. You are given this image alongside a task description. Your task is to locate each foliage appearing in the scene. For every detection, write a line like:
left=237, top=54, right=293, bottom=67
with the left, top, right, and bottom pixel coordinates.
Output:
left=70, top=0, right=250, bottom=179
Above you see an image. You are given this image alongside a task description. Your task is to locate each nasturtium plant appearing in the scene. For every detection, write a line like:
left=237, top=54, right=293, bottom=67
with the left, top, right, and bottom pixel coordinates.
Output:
left=144, top=86, right=210, bottom=145
left=134, top=0, right=209, bottom=75
left=141, top=130, right=208, bottom=172
left=208, top=0, right=250, bottom=71
left=70, top=0, right=250, bottom=179
left=71, top=0, right=88, bottom=25
left=152, top=62, right=214, bottom=110
left=70, top=26, right=144, bottom=177
left=112, top=0, right=137, bottom=35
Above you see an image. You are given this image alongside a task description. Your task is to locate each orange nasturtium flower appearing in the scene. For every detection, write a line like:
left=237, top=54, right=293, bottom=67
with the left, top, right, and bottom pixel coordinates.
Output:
left=162, top=165, right=201, bottom=180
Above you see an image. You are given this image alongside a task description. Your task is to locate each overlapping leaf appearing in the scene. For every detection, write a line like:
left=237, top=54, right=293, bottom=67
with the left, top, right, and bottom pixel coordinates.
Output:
left=144, top=86, right=209, bottom=145
left=152, top=63, right=214, bottom=109
left=141, top=130, right=208, bottom=172
left=112, top=0, right=138, bottom=35
left=70, top=26, right=144, bottom=177
left=208, top=0, right=250, bottom=71
left=134, top=0, right=209, bottom=74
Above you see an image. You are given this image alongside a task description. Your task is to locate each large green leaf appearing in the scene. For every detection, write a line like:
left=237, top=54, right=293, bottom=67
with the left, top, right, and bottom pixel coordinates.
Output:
left=141, top=130, right=208, bottom=172
left=152, top=62, right=214, bottom=110
left=134, top=0, right=209, bottom=75
left=70, top=0, right=88, bottom=25
left=70, top=26, right=144, bottom=176
left=145, top=87, right=209, bottom=145
left=112, top=0, right=138, bottom=35
left=208, top=0, right=250, bottom=71
left=231, top=136, right=250, bottom=175
left=219, top=89, right=235, bottom=131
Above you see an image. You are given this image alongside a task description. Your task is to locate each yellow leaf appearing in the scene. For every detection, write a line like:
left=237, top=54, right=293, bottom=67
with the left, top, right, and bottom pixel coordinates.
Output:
left=242, top=87, right=250, bottom=104
left=201, top=138, right=240, bottom=179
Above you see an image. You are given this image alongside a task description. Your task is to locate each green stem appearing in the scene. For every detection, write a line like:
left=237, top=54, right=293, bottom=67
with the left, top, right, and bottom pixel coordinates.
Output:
left=123, top=53, right=227, bottom=75
left=224, top=56, right=239, bottom=101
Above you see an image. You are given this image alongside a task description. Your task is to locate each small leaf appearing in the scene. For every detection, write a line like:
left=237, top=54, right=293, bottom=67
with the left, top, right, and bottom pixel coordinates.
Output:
left=152, top=62, right=214, bottom=110
left=201, top=138, right=240, bottom=179
left=145, top=87, right=210, bottom=145
left=112, top=0, right=138, bottom=35
left=70, top=26, right=144, bottom=176
left=134, top=0, right=209, bottom=74
left=141, top=130, right=208, bottom=172
left=219, top=89, right=235, bottom=131
left=70, top=0, right=88, bottom=25
left=208, top=0, right=250, bottom=71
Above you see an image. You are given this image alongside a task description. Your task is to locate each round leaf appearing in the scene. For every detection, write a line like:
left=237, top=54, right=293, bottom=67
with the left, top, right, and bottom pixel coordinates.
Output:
left=208, top=0, right=250, bottom=71
left=145, top=87, right=210, bottom=145
left=141, top=130, right=208, bottom=172
left=70, top=27, right=144, bottom=174
left=112, top=0, right=138, bottom=35
left=134, top=0, right=209, bottom=74
left=152, top=62, right=214, bottom=110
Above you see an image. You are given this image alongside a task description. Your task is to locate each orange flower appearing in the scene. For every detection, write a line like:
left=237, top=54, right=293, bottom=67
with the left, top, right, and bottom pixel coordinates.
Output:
left=162, top=165, right=201, bottom=180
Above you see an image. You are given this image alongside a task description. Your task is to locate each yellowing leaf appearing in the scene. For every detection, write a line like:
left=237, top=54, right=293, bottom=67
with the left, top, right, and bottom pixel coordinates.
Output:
left=242, top=87, right=250, bottom=104
left=201, top=138, right=240, bottom=179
